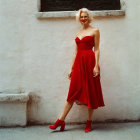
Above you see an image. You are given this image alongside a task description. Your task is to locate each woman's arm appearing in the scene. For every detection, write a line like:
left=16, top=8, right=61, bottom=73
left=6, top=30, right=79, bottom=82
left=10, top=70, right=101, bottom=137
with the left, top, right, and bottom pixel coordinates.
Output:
left=68, top=44, right=77, bottom=79
left=70, top=44, right=77, bottom=72
left=93, top=29, right=100, bottom=77
left=94, top=29, right=100, bottom=68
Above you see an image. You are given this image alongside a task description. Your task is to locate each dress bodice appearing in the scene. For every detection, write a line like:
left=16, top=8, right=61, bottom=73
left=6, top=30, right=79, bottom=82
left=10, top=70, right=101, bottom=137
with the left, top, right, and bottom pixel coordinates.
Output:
left=75, top=36, right=95, bottom=51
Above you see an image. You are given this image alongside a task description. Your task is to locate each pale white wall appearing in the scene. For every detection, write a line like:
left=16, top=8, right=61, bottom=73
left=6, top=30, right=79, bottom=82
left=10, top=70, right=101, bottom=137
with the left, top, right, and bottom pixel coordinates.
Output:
left=0, top=0, right=140, bottom=124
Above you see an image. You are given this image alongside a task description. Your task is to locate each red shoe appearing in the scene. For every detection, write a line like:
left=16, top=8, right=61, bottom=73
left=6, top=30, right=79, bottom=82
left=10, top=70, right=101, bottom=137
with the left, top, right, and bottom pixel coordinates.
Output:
left=49, top=119, right=65, bottom=131
left=85, top=120, right=92, bottom=133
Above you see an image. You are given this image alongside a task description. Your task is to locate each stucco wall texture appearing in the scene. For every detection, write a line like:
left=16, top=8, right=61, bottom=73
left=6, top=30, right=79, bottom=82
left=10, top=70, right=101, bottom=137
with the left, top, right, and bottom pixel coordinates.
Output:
left=0, top=0, right=140, bottom=124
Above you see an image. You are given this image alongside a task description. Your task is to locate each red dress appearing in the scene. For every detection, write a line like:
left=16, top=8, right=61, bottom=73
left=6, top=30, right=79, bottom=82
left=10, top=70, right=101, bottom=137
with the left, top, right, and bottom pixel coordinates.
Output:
left=66, top=36, right=105, bottom=109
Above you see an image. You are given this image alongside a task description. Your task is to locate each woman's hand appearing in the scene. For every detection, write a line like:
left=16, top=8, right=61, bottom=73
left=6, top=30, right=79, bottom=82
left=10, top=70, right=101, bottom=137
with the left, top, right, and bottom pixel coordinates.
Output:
left=93, top=65, right=99, bottom=77
left=68, top=69, right=72, bottom=80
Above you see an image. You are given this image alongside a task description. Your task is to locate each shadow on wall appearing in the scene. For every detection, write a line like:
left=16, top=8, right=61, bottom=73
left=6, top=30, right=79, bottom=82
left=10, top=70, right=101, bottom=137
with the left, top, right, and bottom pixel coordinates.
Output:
left=27, top=92, right=41, bottom=125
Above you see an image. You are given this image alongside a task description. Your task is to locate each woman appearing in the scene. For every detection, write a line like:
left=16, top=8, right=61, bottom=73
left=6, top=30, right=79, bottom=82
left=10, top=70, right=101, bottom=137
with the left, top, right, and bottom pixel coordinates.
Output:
left=49, top=8, right=105, bottom=133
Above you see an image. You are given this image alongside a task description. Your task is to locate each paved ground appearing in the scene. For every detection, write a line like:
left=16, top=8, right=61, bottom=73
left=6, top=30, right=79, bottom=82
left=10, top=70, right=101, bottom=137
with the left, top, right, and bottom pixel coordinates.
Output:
left=0, top=122, right=140, bottom=140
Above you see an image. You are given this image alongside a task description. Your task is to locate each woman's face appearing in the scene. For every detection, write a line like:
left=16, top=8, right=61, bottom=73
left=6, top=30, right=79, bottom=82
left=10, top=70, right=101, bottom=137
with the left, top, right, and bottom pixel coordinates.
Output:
left=80, top=12, right=89, bottom=25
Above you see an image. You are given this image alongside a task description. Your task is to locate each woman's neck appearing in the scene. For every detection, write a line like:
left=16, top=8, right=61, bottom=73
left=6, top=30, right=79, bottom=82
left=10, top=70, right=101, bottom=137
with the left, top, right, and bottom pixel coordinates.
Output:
left=82, top=23, right=90, bottom=30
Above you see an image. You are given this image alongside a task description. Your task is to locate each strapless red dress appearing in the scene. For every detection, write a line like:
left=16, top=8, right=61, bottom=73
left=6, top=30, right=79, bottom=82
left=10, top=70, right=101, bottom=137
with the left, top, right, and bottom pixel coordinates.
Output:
left=66, top=36, right=105, bottom=109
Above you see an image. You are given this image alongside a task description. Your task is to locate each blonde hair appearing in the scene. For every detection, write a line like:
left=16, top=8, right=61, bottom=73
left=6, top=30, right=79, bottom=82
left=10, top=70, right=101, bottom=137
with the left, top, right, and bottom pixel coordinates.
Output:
left=75, top=8, right=94, bottom=24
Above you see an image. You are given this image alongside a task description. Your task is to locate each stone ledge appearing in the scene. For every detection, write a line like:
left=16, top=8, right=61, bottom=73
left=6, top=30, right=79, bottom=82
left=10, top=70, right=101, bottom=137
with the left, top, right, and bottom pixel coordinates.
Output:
left=0, top=92, right=30, bottom=103
left=0, top=92, right=30, bottom=127
left=36, top=10, right=125, bottom=19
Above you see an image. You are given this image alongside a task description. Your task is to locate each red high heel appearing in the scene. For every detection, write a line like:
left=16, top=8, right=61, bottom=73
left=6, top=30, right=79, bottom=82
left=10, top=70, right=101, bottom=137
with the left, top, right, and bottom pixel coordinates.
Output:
left=85, top=120, right=92, bottom=133
left=49, top=119, right=65, bottom=131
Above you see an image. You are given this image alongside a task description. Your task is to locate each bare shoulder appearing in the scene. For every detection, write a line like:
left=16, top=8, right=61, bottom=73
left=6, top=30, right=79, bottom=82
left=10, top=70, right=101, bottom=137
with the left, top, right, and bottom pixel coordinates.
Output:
left=92, top=28, right=100, bottom=37
left=88, top=27, right=99, bottom=37
left=92, top=27, right=100, bottom=33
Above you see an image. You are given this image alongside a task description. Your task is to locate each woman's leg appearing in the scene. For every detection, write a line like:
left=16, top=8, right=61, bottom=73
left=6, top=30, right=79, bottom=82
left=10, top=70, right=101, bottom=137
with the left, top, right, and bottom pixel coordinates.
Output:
left=85, top=108, right=94, bottom=132
left=59, top=101, right=74, bottom=121
left=87, top=108, right=94, bottom=120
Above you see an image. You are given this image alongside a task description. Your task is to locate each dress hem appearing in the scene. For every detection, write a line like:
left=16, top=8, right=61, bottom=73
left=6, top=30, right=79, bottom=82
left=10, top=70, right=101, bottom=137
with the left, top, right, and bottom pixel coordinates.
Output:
left=66, top=99, right=105, bottom=109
